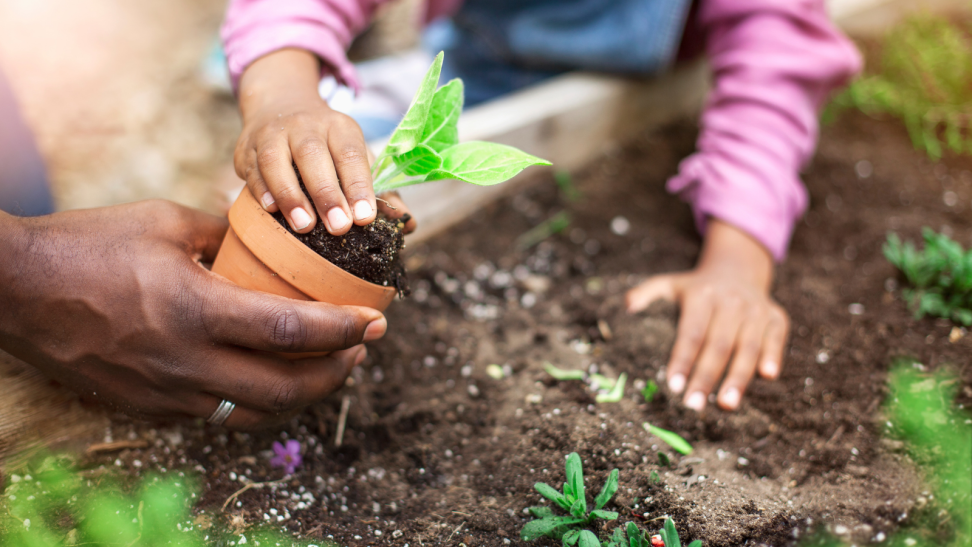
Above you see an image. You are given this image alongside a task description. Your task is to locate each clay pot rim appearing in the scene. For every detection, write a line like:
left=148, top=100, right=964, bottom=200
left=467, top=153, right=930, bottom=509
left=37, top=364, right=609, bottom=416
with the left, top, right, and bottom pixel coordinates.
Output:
left=227, top=187, right=397, bottom=306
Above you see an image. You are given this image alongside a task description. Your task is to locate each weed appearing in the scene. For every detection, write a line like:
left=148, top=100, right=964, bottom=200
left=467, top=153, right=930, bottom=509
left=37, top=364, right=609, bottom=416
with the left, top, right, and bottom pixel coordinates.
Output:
left=544, top=364, right=628, bottom=404
left=521, top=453, right=620, bottom=544
left=517, top=211, right=572, bottom=250
left=606, top=518, right=700, bottom=547
left=641, top=380, right=659, bottom=403
left=884, top=228, right=972, bottom=325
left=556, top=170, right=583, bottom=202
left=829, top=14, right=972, bottom=159
left=595, top=373, right=628, bottom=403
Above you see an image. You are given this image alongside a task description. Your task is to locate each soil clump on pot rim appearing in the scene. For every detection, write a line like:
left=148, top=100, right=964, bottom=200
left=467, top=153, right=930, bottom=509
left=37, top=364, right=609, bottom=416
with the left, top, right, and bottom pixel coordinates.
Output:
left=90, top=112, right=971, bottom=547
left=271, top=166, right=410, bottom=294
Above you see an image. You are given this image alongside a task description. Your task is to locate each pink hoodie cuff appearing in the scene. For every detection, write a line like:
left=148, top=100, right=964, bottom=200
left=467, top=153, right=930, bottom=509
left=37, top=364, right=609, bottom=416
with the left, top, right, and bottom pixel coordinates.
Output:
left=223, top=20, right=361, bottom=93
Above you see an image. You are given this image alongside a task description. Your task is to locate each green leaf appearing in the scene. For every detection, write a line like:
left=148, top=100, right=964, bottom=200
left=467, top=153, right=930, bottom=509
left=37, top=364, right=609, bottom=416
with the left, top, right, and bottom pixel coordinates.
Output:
left=529, top=506, right=555, bottom=519
left=393, top=144, right=443, bottom=176
left=565, top=453, right=586, bottom=514
left=641, top=380, right=659, bottom=403
left=521, top=516, right=586, bottom=541
left=644, top=423, right=694, bottom=455
left=589, top=509, right=619, bottom=521
left=425, top=141, right=551, bottom=185
left=657, top=451, right=671, bottom=467
left=420, top=78, right=463, bottom=153
left=383, top=52, right=444, bottom=157
left=594, top=469, right=619, bottom=510
left=663, top=518, right=681, bottom=547
left=627, top=522, right=644, bottom=547
left=578, top=530, right=602, bottom=547
left=649, top=470, right=661, bottom=484
left=607, top=526, right=627, bottom=547
left=536, top=482, right=571, bottom=510
left=564, top=529, right=582, bottom=546
left=596, top=373, right=627, bottom=403
left=569, top=497, right=587, bottom=518
left=687, top=541, right=703, bottom=547
left=545, top=362, right=586, bottom=381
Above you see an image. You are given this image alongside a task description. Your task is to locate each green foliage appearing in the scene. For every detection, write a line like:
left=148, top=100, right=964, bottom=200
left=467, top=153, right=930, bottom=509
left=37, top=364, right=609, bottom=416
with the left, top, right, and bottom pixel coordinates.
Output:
left=829, top=15, right=972, bottom=159
left=641, top=380, right=659, bottom=403
left=0, top=457, right=314, bottom=547
left=884, top=228, right=972, bottom=326
left=657, top=517, right=702, bottom=547
left=643, top=423, right=694, bottom=455
left=372, top=52, right=550, bottom=192
left=544, top=362, right=586, bottom=381
left=555, top=170, right=583, bottom=202
left=799, top=359, right=971, bottom=547
left=521, top=453, right=620, bottom=544
left=517, top=211, right=572, bottom=251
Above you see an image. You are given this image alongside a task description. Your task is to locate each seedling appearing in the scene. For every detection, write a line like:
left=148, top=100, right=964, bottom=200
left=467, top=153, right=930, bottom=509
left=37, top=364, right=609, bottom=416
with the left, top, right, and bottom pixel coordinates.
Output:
left=545, top=362, right=586, bottom=381
left=884, top=229, right=972, bottom=325
left=641, top=380, right=659, bottom=403
left=595, top=373, right=628, bottom=403
left=644, top=423, right=694, bottom=456
left=517, top=211, right=572, bottom=251
left=371, top=52, right=550, bottom=193
left=555, top=170, right=583, bottom=202
left=521, top=453, right=620, bottom=544
left=657, top=517, right=702, bottom=547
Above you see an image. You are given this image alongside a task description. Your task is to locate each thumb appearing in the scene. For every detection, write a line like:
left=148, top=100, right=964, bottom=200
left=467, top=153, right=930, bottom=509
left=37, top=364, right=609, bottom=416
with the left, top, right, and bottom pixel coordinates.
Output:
left=626, top=274, right=680, bottom=313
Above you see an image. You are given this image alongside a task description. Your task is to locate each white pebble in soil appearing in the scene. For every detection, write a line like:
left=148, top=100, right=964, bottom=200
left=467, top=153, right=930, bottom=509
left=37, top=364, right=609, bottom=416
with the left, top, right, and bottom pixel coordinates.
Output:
left=848, top=303, right=865, bottom=315
left=610, top=216, right=630, bottom=236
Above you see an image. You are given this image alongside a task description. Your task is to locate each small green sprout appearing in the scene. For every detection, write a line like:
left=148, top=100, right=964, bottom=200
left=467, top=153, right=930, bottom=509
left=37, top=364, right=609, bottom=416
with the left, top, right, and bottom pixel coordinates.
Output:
left=545, top=362, right=586, bottom=381
left=595, top=373, right=628, bottom=404
left=649, top=470, right=661, bottom=484
left=521, top=453, right=620, bottom=545
left=589, top=373, right=616, bottom=391
left=657, top=452, right=671, bottom=468
left=517, top=210, right=572, bottom=251
left=641, top=380, right=659, bottom=403
left=644, top=423, right=694, bottom=455
left=555, top=170, right=583, bottom=202
left=884, top=229, right=972, bottom=326
left=371, top=52, right=551, bottom=193
left=657, top=517, right=702, bottom=547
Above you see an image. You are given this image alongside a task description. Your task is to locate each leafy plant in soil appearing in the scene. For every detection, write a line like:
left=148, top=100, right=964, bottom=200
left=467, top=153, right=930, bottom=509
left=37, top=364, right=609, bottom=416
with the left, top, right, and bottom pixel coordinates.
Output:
left=521, top=452, right=620, bottom=545
left=829, top=14, right=972, bottom=159
left=278, top=51, right=550, bottom=290
left=883, top=228, right=972, bottom=325
left=0, top=456, right=315, bottom=547
left=643, top=423, right=694, bottom=455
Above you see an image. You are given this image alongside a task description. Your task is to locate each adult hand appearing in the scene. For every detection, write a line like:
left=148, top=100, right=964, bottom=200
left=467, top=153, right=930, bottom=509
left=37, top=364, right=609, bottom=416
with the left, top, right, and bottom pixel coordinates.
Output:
left=236, top=48, right=417, bottom=236
left=0, top=200, right=387, bottom=429
left=626, top=220, right=789, bottom=411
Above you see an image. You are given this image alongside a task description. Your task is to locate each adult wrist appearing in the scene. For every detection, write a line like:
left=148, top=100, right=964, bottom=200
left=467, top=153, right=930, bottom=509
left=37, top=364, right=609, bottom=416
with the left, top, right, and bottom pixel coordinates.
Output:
left=0, top=212, right=30, bottom=333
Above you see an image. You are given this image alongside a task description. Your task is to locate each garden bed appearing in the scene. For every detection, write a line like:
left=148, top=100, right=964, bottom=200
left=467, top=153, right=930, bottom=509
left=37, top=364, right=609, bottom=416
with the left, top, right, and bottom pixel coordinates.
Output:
left=89, top=111, right=971, bottom=546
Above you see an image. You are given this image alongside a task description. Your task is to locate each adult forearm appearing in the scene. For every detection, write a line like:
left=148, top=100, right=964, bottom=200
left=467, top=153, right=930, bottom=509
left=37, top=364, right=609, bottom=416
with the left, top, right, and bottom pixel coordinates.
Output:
left=0, top=211, right=30, bottom=336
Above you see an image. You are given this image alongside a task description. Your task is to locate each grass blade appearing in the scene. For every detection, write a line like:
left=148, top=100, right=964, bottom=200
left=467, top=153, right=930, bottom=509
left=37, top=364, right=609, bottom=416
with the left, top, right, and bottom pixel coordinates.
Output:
left=644, top=423, right=694, bottom=455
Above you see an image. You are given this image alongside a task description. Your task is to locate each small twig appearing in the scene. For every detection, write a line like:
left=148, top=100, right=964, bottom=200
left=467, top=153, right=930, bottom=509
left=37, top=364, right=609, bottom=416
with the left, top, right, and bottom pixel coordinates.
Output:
left=335, top=395, right=351, bottom=447
left=826, top=424, right=846, bottom=448
left=375, top=197, right=398, bottom=210
left=85, top=440, right=148, bottom=455
left=452, top=511, right=472, bottom=516
left=221, top=479, right=286, bottom=512
left=448, top=522, right=466, bottom=541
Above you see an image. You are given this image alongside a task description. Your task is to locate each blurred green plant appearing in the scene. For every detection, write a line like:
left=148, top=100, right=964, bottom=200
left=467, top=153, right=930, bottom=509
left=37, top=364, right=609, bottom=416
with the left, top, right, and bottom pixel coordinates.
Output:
left=829, top=14, right=972, bottom=159
left=800, top=358, right=971, bottom=547
left=0, top=457, right=319, bottom=547
left=884, top=228, right=972, bottom=325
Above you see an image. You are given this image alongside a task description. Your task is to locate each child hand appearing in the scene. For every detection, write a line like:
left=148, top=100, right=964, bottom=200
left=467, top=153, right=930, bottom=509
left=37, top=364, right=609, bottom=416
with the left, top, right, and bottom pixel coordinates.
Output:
left=235, top=49, right=377, bottom=235
left=625, top=220, right=790, bottom=411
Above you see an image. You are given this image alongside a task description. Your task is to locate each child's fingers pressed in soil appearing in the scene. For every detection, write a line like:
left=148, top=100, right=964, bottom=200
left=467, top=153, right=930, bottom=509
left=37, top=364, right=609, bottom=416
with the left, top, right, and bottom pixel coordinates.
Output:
left=256, top=140, right=319, bottom=233
left=716, top=316, right=768, bottom=410
left=664, top=283, right=716, bottom=396
left=325, top=122, right=377, bottom=227
left=682, top=300, right=744, bottom=411
left=290, top=132, right=349, bottom=235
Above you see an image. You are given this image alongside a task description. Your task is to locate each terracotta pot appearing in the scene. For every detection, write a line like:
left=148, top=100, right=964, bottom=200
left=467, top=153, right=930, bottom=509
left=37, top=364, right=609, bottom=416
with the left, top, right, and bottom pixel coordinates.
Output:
left=211, top=188, right=397, bottom=355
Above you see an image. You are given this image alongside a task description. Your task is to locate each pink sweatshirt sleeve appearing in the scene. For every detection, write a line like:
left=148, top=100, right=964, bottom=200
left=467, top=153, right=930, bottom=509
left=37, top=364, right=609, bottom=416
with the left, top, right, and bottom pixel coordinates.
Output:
left=221, top=0, right=461, bottom=92
left=221, top=0, right=383, bottom=92
left=666, top=0, right=861, bottom=261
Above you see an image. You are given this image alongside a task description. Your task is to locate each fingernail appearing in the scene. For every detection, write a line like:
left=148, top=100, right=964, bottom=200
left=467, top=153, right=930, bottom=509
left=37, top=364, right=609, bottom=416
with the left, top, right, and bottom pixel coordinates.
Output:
left=762, top=360, right=779, bottom=379
left=668, top=374, right=686, bottom=394
left=353, top=200, right=373, bottom=221
left=354, top=346, right=368, bottom=366
left=685, top=391, right=706, bottom=411
left=290, top=207, right=312, bottom=230
left=327, top=207, right=350, bottom=230
left=721, top=387, right=741, bottom=410
left=363, top=318, right=387, bottom=342
left=261, top=192, right=275, bottom=209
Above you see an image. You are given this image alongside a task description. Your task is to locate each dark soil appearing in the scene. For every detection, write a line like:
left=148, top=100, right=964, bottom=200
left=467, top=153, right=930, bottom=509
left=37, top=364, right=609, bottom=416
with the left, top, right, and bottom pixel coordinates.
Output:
left=92, top=111, right=971, bottom=546
left=273, top=167, right=409, bottom=293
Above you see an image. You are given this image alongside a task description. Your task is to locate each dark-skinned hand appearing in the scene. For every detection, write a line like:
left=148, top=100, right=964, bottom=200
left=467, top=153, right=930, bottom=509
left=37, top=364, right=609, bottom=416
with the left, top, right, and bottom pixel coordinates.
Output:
left=626, top=219, right=790, bottom=411
left=0, top=200, right=387, bottom=429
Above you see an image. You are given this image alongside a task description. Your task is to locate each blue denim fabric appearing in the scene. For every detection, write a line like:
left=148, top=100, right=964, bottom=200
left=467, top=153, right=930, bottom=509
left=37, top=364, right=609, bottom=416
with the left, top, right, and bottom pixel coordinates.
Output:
left=0, top=68, right=54, bottom=216
left=440, top=0, right=693, bottom=106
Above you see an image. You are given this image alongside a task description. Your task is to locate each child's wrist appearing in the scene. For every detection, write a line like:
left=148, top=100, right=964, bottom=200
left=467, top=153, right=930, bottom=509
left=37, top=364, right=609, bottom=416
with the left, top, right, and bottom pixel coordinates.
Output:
left=239, top=49, right=325, bottom=118
left=698, top=219, right=774, bottom=289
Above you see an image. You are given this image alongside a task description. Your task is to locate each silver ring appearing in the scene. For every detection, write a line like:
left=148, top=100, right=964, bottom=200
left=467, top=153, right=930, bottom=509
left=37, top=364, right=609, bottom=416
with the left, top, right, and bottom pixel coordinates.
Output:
left=207, top=399, right=236, bottom=426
